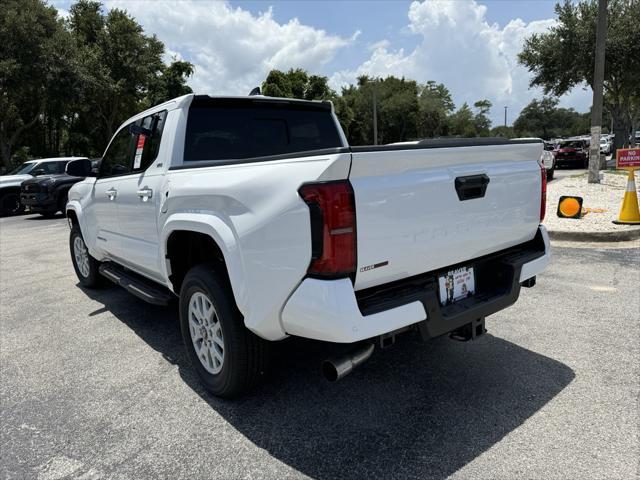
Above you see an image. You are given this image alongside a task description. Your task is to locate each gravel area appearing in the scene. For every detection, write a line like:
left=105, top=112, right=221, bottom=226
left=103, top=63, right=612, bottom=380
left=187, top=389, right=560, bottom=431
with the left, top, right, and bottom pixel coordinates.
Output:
left=544, top=171, right=640, bottom=233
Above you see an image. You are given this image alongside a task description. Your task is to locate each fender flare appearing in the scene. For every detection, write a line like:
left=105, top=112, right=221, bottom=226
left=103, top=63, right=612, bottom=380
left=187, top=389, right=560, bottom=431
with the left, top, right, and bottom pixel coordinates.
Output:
left=161, top=213, right=249, bottom=317
left=52, top=184, right=71, bottom=202
left=65, top=200, right=88, bottom=241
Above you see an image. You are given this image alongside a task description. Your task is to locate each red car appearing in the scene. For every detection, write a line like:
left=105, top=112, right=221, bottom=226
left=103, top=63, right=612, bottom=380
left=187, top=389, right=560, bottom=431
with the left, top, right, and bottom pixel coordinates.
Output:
left=554, top=140, right=589, bottom=168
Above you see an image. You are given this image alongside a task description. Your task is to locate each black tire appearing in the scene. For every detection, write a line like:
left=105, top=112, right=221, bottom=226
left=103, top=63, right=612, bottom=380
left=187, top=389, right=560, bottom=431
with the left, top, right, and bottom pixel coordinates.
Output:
left=69, top=225, right=104, bottom=288
left=547, top=167, right=554, bottom=181
left=179, top=264, right=269, bottom=398
left=0, top=191, right=25, bottom=216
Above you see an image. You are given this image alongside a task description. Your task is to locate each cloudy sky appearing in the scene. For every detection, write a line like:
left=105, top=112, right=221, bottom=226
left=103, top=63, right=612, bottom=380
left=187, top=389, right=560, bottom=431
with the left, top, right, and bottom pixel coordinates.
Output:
left=51, top=0, right=592, bottom=126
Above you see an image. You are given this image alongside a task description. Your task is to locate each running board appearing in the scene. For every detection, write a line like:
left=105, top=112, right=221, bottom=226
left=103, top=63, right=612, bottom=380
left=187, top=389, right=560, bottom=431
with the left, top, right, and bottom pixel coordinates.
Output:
left=99, top=263, right=174, bottom=306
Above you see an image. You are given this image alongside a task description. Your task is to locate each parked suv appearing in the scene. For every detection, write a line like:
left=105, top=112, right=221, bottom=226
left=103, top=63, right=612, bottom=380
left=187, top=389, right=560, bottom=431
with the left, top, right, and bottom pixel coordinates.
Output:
left=0, top=157, right=86, bottom=216
left=20, top=158, right=95, bottom=217
left=65, top=94, right=550, bottom=398
left=554, top=140, right=589, bottom=168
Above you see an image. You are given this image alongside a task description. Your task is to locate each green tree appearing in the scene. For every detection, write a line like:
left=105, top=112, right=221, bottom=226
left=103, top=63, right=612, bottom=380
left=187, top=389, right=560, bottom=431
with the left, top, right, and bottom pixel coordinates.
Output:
left=0, top=0, right=77, bottom=169
left=473, top=99, right=492, bottom=136
left=145, top=60, right=194, bottom=108
left=449, top=103, right=476, bottom=137
left=513, top=97, right=559, bottom=138
left=338, top=76, right=419, bottom=145
left=490, top=126, right=516, bottom=138
left=513, top=96, right=594, bottom=139
left=66, top=0, right=193, bottom=155
left=1, top=0, right=194, bottom=166
left=417, top=81, right=454, bottom=137
left=519, top=0, right=640, bottom=149
left=261, top=68, right=334, bottom=100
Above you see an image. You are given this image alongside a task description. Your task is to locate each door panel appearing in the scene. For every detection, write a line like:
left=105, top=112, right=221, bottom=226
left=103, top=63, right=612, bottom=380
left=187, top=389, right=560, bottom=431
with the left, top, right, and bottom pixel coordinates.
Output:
left=114, top=171, right=164, bottom=279
left=84, top=177, right=122, bottom=259
left=110, top=110, right=168, bottom=280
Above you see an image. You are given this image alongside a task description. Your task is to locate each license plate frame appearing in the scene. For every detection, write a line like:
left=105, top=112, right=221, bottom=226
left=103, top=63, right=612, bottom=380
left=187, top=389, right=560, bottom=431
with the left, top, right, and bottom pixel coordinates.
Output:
left=438, top=266, right=475, bottom=306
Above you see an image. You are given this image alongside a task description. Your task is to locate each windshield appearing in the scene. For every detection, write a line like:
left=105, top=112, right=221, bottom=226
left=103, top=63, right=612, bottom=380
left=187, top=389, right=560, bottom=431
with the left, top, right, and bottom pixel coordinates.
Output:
left=8, top=162, right=37, bottom=175
left=559, top=141, right=585, bottom=149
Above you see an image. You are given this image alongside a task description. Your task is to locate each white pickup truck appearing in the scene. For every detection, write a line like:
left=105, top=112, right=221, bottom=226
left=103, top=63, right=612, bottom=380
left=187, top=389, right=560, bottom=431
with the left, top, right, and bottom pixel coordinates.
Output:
left=66, top=94, right=550, bottom=397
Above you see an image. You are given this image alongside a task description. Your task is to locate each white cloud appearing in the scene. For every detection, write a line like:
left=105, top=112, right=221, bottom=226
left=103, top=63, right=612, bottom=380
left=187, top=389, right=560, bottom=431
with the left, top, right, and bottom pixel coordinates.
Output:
left=105, top=1, right=353, bottom=96
left=330, top=0, right=592, bottom=126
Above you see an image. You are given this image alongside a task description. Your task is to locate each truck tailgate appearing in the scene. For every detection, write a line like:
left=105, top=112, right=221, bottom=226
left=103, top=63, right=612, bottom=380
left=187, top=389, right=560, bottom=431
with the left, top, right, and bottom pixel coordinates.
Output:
left=349, top=142, right=543, bottom=290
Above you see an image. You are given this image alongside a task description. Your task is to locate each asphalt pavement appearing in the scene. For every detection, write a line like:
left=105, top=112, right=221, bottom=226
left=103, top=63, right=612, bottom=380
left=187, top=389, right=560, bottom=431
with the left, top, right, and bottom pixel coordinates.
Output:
left=1, top=214, right=638, bottom=480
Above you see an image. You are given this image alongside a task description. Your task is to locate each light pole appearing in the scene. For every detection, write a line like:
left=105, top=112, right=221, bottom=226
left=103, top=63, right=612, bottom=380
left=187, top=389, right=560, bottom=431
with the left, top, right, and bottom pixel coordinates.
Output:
left=588, top=0, right=607, bottom=184
left=504, top=106, right=508, bottom=127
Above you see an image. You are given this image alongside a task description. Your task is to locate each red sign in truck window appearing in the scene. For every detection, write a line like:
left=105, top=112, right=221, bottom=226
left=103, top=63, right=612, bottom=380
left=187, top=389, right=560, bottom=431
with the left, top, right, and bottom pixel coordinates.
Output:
left=616, top=148, right=640, bottom=169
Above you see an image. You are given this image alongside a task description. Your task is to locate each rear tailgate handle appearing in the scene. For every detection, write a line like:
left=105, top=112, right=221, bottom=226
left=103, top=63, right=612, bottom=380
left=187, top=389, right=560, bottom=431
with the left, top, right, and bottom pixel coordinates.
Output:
left=455, top=174, right=490, bottom=201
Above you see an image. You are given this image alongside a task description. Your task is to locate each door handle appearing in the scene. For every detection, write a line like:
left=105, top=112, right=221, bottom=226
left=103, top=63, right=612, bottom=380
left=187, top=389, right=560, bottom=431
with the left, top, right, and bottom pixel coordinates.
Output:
left=454, top=174, right=490, bottom=201
left=105, top=188, right=117, bottom=200
left=137, top=188, right=153, bottom=202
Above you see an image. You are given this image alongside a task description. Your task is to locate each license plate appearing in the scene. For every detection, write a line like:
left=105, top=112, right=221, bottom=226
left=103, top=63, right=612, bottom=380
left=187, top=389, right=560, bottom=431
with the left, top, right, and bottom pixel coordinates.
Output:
left=438, top=267, right=475, bottom=306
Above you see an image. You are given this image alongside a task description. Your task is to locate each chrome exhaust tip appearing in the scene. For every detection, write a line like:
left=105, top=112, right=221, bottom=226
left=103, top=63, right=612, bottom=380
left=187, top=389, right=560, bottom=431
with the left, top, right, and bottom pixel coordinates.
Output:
left=321, top=343, right=374, bottom=382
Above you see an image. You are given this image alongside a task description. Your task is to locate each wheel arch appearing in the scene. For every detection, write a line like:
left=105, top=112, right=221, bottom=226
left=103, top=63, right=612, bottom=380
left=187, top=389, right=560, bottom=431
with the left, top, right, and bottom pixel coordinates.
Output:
left=162, top=214, right=248, bottom=317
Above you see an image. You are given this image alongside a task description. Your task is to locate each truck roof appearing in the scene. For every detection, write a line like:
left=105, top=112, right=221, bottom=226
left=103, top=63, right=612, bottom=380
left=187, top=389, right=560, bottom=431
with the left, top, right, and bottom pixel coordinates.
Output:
left=115, top=93, right=334, bottom=142
left=24, top=156, right=87, bottom=164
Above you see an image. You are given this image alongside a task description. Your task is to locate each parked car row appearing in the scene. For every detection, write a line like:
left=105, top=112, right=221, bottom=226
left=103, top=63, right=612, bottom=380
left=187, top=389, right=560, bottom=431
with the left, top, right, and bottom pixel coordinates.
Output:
left=553, top=139, right=589, bottom=168
left=545, top=133, right=620, bottom=169
left=0, top=157, right=98, bottom=216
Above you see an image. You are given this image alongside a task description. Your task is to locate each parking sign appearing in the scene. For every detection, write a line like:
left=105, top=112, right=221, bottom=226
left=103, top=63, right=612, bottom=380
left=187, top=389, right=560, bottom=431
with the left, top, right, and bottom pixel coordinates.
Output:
left=616, top=148, right=640, bottom=169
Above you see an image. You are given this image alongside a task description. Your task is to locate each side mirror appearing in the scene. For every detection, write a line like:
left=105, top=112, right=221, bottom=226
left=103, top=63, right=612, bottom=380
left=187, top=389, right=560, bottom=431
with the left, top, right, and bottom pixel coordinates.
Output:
left=66, top=159, right=95, bottom=177
left=32, top=169, right=46, bottom=176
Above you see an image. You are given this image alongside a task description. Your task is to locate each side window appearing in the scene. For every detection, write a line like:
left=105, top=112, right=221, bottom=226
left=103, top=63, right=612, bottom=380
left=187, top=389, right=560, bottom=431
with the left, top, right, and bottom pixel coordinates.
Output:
left=54, top=161, right=67, bottom=174
left=100, top=125, right=135, bottom=177
left=133, top=110, right=167, bottom=172
left=40, top=161, right=66, bottom=174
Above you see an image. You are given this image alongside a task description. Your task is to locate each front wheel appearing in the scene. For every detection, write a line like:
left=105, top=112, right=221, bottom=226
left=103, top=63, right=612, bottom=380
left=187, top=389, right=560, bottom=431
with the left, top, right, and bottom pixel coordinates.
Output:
left=70, top=225, right=103, bottom=288
left=179, top=264, right=269, bottom=398
left=0, top=191, right=25, bottom=216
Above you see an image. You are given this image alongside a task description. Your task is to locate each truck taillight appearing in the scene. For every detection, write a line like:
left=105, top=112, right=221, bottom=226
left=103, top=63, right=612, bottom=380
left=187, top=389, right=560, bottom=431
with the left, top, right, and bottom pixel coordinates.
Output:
left=540, top=162, right=547, bottom=222
left=299, top=181, right=356, bottom=278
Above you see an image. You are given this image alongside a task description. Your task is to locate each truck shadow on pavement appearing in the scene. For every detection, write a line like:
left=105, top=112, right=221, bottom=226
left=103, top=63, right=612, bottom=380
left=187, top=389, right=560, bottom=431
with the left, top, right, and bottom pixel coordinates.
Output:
left=83, top=286, right=574, bottom=480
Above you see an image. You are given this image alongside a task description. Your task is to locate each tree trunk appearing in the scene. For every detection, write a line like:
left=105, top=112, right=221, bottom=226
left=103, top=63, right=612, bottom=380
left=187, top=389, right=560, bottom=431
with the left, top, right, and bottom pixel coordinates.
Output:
left=0, top=140, right=12, bottom=173
left=611, top=107, right=628, bottom=158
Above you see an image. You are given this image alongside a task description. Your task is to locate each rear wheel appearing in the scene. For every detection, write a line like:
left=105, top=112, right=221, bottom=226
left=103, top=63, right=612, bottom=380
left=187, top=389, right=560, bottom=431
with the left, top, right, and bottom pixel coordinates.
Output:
left=0, top=191, right=25, bottom=216
left=179, top=264, right=269, bottom=398
left=70, top=225, right=103, bottom=288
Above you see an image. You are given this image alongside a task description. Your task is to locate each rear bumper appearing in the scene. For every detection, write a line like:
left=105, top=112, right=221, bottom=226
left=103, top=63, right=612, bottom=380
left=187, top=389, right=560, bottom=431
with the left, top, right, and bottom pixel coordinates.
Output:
left=281, top=226, right=550, bottom=343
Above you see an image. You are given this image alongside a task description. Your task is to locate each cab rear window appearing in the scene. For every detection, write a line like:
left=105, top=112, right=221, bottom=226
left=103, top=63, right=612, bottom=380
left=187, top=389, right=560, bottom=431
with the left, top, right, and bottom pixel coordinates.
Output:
left=184, top=100, right=342, bottom=163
